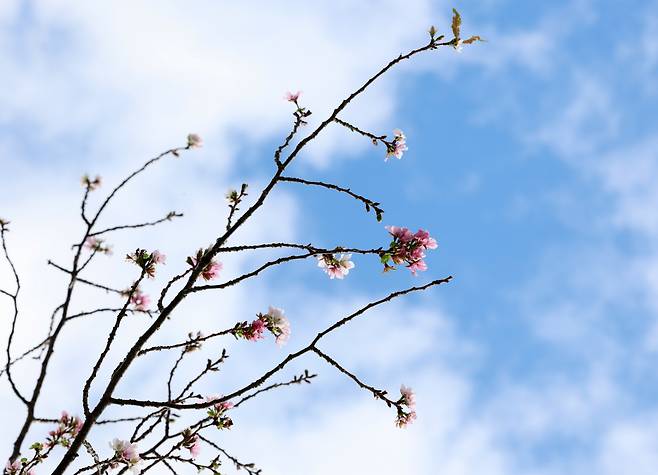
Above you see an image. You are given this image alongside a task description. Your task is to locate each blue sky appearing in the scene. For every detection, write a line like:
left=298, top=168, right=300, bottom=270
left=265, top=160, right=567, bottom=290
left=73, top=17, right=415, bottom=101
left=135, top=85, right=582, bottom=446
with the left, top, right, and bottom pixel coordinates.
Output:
left=2, top=1, right=658, bottom=474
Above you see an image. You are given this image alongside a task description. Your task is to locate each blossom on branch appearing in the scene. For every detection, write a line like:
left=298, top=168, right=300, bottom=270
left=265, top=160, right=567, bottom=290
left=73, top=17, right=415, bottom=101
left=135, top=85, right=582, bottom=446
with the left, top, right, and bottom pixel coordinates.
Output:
left=285, top=90, right=302, bottom=103
left=151, top=250, right=166, bottom=265
left=395, top=384, right=417, bottom=428
left=395, top=409, right=417, bottom=428
left=84, top=237, right=112, bottom=255
left=400, top=385, right=416, bottom=409
left=126, top=249, right=166, bottom=278
left=186, top=133, right=203, bottom=149
left=110, top=439, right=141, bottom=473
left=182, top=430, right=201, bottom=459
left=317, top=253, right=355, bottom=279
left=264, top=306, right=291, bottom=347
left=285, top=90, right=312, bottom=124
left=247, top=319, right=266, bottom=341
left=205, top=396, right=234, bottom=430
left=4, top=460, right=22, bottom=475
left=187, top=250, right=223, bottom=281
left=46, top=411, right=83, bottom=448
left=129, top=288, right=150, bottom=311
left=231, top=306, right=291, bottom=346
left=385, top=129, right=408, bottom=161
left=380, top=226, right=437, bottom=274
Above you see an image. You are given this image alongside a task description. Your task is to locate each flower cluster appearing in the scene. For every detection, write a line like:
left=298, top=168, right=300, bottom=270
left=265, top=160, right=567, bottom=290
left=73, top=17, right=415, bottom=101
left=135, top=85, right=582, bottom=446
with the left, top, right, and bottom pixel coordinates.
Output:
left=84, top=237, right=113, bottom=255
left=181, top=429, right=201, bottom=459
left=109, top=439, right=141, bottom=473
left=187, top=250, right=222, bottom=281
left=205, top=396, right=234, bottom=430
left=46, top=411, right=83, bottom=448
left=187, top=133, right=203, bottom=149
left=317, top=254, right=355, bottom=280
left=385, top=129, right=407, bottom=161
left=231, top=306, right=291, bottom=346
left=81, top=174, right=102, bottom=191
left=380, top=226, right=437, bottom=274
left=232, top=319, right=266, bottom=341
left=395, top=385, right=417, bottom=428
left=126, top=249, right=166, bottom=278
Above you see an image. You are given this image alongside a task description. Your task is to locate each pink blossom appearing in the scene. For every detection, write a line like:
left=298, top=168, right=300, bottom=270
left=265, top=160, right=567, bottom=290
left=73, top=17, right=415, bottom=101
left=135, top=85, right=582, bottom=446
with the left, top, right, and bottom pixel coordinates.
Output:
left=414, top=229, right=437, bottom=249
left=130, top=290, right=150, bottom=310
left=407, top=259, right=428, bottom=274
left=317, top=254, right=355, bottom=279
left=5, top=459, right=21, bottom=475
left=151, top=250, right=166, bottom=265
left=400, top=385, right=416, bottom=409
left=285, top=90, right=302, bottom=102
left=385, top=129, right=408, bottom=161
left=395, top=410, right=417, bottom=428
left=382, top=226, right=437, bottom=274
left=188, top=434, right=201, bottom=459
left=110, top=439, right=141, bottom=471
left=247, top=319, right=266, bottom=341
left=84, top=237, right=112, bottom=255
left=187, top=133, right=203, bottom=148
left=205, top=395, right=234, bottom=412
left=385, top=226, right=413, bottom=242
left=267, top=306, right=291, bottom=347
left=59, top=410, right=83, bottom=435
left=203, top=261, right=222, bottom=280
left=191, top=257, right=223, bottom=281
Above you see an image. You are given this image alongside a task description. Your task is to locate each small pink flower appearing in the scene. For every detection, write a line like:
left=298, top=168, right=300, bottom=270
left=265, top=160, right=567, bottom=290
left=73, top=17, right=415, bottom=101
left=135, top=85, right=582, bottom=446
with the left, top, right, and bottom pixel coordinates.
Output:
left=400, top=385, right=416, bottom=409
left=267, top=306, right=291, bottom=347
left=203, top=261, right=222, bottom=280
left=151, top=250, right=166, bottom=265
left=385, top=129, right=408, bottom=161
left=414, top=229, right=437, bottom=249
left=205, top=395, right=234, bottom=412
left=407, top=259, right=428, bottom=275
left=285, top=90, right=302, bottom=102
left=5, top=460, right=21, bottom=475
left=110, top=439, right=141, bottom=470
left=386, top=226, right=413, bottom=242
left=130, top=290, right=150, bottom=310
left=187, top=434, right=201, bottom=459
left=395, top=410, right=417, bottom=428
left=247, top=319, right=266, bottom=341
left=187, top=133, right=203, bottom=148
left=318, top=254, right=355, bottom=280
left=84, top=237, right=112, bottom=255
left=191, top=257, right=223, bottom=281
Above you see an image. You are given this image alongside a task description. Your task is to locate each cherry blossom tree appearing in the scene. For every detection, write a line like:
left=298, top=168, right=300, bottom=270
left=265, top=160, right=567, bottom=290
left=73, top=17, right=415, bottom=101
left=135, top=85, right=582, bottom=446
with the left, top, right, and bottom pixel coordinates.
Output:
left=1, top=10, right=481, bottom=474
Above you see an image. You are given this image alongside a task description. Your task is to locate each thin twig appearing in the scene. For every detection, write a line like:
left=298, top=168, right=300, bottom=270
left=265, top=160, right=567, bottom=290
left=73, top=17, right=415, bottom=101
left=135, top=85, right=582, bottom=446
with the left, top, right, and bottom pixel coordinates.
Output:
left=280, top=176, right=384, bottom=221
left=89, top=212, right=183, bottom=237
